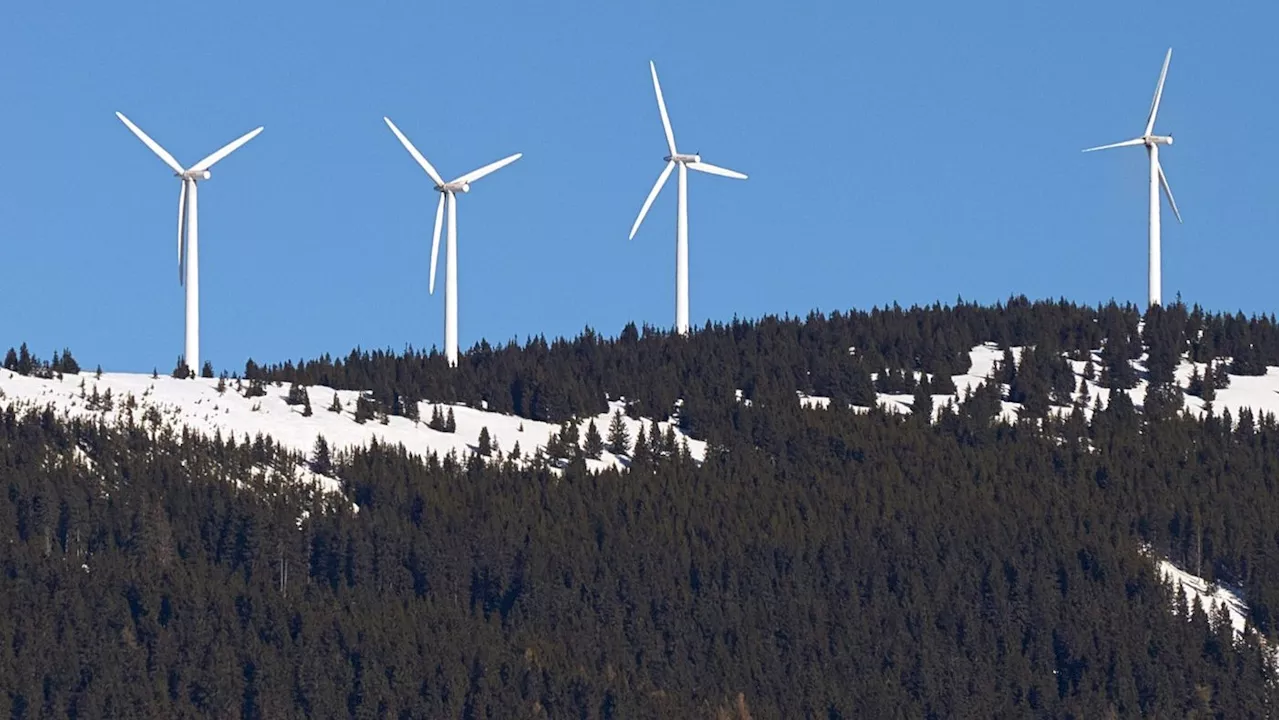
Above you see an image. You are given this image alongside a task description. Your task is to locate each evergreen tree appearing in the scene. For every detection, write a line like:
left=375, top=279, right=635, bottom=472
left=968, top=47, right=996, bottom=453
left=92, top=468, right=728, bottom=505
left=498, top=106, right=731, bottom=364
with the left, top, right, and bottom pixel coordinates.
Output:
left=286, top=382, right=308, bottom=406
left=329, top=393, right=343, bottom=413
left=59, top=348, right=80, bottom=374
left=172, top=356, right=191, bottom=379
left=403, top=397, right=421, bottom=423
left=583, top=420, right=604, bottom=459
left=201, top=361, right=214, bottom=379
left=606, top=410, right=631, bottom=455
left=311, top=435, right=332, bottom=475
left=216, top=375, right=228, bottom=395
left=17, top=343, right=33, bottom=376
left=477, top=427, right=492, bottom=457
left=2, top=347, right=16, bottom=371
left=445, top=408, right=457, bottom=433
left=354, top=395, right=377, bottom=424
left=302, top=391, right=313, bottom=417
left=429, top=406, right=446, bottom=431
left=910, top=383, right=933, bottom=420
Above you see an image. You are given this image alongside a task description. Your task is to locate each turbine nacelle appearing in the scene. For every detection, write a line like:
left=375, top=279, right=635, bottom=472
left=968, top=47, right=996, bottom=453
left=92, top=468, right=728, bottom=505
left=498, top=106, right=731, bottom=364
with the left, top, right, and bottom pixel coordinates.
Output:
left=180, top=170, right=213, bottom=181
left=666, top=153, right=701, bottom=164
left=438, top=182, right=471, bottom=194
left=1145, top=135, right=1173, bottom=146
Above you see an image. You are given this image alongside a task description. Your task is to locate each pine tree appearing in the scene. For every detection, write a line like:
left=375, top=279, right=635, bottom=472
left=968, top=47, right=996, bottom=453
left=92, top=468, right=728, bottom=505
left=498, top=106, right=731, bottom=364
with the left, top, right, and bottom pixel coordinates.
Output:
left=910, top=383, right=933, bottom=420
left=403, top=397, right=421, bottom=423
left=354, top=395, right=376, bottom=424
left=445, top=408, right=457, bottom=433
left=584, top=420, right=604, bottom=460
left=201, top=361, right=214, bottom=379
left=286, top=382, right=308, bottom=406
left=632, top=425, right=650, bottom=467
left=150, top=367, right=157, bottom=379
left=311, top=435, right=332, bottom=475
left=2, top=347, right=16, bottom=371
left=606, top=410, right=631, bottom=455
left=17, top=343, right=33, bottom=376
left=172, top=356, right=191, bottom=379
left=302, top=391, right=313, bottom=417
left=429, top=406, right=445, bottom=431
left=59, top=348, right=80, bottom=374
left=216, top=374, right=227, bottom=394
left=560, top=418, right=580, bottom=450
left=477, top=427, right=492, bottom=457
left=329, top=393, right=343, bottom=413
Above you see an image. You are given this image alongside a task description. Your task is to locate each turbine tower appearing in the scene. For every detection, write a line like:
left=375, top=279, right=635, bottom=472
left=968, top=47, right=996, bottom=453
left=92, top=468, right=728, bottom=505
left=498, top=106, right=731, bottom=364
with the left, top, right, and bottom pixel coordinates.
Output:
left=1083, top=48, right=1182, bottom=308
left=116, top=112, right=263, bottom=376
left=383, top=117, right=521, bottom=367
left=629, top=61, right=747, bottom=335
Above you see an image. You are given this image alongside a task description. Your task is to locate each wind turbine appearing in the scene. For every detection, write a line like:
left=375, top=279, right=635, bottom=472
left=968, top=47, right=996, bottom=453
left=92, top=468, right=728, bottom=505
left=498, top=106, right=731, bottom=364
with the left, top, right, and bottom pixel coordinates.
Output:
left=628, top=61, right=747, bottom=335
left=1083, top=48, right=1182, bottom=308
left=115, top=112, right=263, bottom=376
left=383, top=117, right=521, bottom=367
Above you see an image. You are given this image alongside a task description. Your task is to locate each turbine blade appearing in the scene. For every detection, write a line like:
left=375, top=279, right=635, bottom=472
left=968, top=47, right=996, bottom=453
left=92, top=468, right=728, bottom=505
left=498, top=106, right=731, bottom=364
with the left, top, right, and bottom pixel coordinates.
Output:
left=430, top=192, right=445, bottom=295
left=1158, top=162, right=1181, bottom=223
left=177, top=180, right=189, bottom=286
left=687, top=161, right=748, bottom=180
left=1081, top=137, right=1145, bottom=153
left=1144, top=48, right=1172, bottom=137
left=650, top=61, right=677, bottom=155
left=629, top=161, right=675, bottom=240
left=384, top=117, right=445, bottom=186
left=451, top=153, right=522, bottom=185
left=190, top=126, right=264, bottom=172
left=116, top=112, right=184, bottom=174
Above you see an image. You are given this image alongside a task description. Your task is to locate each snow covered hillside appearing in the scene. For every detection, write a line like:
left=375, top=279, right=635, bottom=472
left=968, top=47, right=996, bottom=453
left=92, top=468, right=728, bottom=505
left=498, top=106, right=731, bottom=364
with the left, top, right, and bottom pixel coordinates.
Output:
left=797, top=343, right=1279, bottom=422
left=0, top=370, right=706, bottom=475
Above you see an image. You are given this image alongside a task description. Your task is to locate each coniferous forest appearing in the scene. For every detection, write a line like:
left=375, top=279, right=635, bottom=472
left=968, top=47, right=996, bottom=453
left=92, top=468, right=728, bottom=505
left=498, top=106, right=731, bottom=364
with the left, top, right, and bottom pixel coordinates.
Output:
left=1, top=298, right=1277, bottom=717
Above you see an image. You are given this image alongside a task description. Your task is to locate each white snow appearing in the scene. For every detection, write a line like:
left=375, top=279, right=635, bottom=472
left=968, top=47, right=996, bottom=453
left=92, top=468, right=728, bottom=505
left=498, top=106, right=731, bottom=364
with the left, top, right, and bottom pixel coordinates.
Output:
left=0, top=372, right=706, bottom=481
left=801, top=343, right=1279, bottom=423
left=1158, top=559, right=1251, bottom=637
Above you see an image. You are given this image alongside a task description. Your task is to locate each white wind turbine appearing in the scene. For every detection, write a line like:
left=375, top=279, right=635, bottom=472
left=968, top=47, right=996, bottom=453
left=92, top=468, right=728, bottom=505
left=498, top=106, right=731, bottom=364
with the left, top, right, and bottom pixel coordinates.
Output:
left=1083, top=48, right=1182, bottom=308
left=629, top=61, right=747, bottom=335
left=383, top=117, right=521, bottom=367
left=116, top=112, right=263, bottom=376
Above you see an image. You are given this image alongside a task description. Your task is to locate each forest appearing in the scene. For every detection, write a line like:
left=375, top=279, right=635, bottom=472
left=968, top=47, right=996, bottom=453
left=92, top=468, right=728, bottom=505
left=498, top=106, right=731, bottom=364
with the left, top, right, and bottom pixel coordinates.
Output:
left=0, top=297, right=1276, bottom=717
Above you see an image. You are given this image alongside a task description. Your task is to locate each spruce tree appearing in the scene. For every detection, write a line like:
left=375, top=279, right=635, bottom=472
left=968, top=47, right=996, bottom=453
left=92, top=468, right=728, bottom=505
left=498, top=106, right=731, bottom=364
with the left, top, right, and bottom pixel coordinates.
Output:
left=477, top=427, right=492, bottom=457
left=911, top=383, right=933, bottom=420
left=172, top=356, right=190, bottom=379
left=59, top=348, right=80, bottom=374
left=311, top=435, right=332, bottom=475
left=329, top=393, right=343, bottom=413
left=302, top=392, right=313, bottom=417
left=2, top=348, right=16, bottom=371
left=216, top=375, right=228, bottom=395
left=606, top=410, right=631, bottom=455
left=200, top=361, right=214, bottom=379
left=445, top=408, right=457, bottom=433
left=429, top=406, right=445, bottom=431
left=584, top=420, right=604, bottom=460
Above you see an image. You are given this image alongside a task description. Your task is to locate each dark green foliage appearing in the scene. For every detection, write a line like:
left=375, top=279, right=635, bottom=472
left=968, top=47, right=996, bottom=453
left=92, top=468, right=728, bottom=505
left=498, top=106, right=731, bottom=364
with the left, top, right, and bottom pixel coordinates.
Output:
left=301, top=391, right=313, bottom=417
left=428, top=406, right=446, bottom=431
left=444, top=407, right=456, bottom=433
left=172, top=356, right=191, bottom=379
left=200, top=360, right=214, bottom=379
left=329, top=392, right=342, bottom=413
left=0, top=374, right=1273, bottom=716
left=216, top=375, right=228, bottom=395
left=477, top=427, right=492, bottom=457
left=311, top=435, right=332, bottom=475
left=58, top=348, right=80, bottom=374
left=583, top=419, right=604, bottom=459
left=242, top=378, right=267, bottom=398
left=606, top=410, right=630, bottom=455
left=353, top=394, right=377, bottom=424
left=285, top=382, right=308, bottom=406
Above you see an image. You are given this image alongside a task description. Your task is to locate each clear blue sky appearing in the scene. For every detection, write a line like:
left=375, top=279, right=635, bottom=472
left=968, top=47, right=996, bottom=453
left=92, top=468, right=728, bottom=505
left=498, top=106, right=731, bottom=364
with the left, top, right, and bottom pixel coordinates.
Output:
left=1, top=2, right=1275, bottom=372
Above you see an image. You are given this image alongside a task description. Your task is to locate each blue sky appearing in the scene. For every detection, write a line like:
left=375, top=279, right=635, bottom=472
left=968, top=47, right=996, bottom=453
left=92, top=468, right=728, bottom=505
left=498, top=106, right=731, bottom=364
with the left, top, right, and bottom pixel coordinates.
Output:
left=1, top=2, right=1275, bottom=372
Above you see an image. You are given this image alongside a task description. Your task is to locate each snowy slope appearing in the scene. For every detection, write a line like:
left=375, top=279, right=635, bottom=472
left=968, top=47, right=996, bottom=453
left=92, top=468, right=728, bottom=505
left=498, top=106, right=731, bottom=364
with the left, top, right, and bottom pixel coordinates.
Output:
left=794, top=343, right=1279, bottom=423
left=1158, top=560, right=1251, bottom=637
left=0, top=371, right=705, bottom=475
